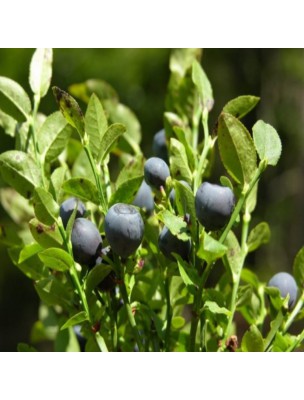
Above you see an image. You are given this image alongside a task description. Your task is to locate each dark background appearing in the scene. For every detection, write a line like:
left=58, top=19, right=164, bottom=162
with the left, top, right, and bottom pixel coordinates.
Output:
left=1, top=48, right=304, bottom=350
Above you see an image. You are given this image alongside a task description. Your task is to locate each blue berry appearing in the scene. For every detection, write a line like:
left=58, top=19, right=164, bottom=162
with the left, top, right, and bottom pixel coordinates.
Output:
left=144, top=157, right=170, bottom=189
left=195, top=182, right=235, bottom=231
left=60, top=197, right=86, bottom=228
left=105, top=203, right=144, bottom=258
left=268, top=272, right=298, bottom=308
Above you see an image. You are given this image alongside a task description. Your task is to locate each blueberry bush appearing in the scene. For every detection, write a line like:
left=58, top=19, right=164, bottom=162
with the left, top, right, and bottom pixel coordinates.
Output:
left=1, top=48, right=304, bottom=352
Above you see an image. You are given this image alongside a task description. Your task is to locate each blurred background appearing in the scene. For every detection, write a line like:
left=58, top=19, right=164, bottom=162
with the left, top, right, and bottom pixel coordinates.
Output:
left=1, top=48, right=304, bottom=350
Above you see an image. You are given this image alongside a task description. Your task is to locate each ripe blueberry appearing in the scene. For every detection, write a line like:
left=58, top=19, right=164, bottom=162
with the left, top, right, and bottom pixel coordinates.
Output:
left=268, top=272, right=298, bottom=308
left=133, top=180, right=154, bottom=214
left=152, top=129, right=168, bottom=163
left=144, top=157, right=170, bottom=189
left=71, top=218, right=102, bottom=265
left=195, top=182, right=235, bottom=231
left=60, top=197, right=86, bottom=228
left=105, top=203, right=144, bottom=258
left=158, top=226, right=191, bottom=261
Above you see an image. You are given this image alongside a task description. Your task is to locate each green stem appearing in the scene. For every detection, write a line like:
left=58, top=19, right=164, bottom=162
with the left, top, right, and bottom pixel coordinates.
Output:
left=164, top=276, right=172, bottom=351
left=58, top=224, right=91, bottom=323
left=189, top=269, right=208, bottom=351
left=120, top=272, right=144, bottom=352
left=84, top=145, right=108, bottom=212
left=103, top=161, right=112, bottom=201
left=283, top=294, right=304, bottom=333
left=220, top=205, right=251, bottom=351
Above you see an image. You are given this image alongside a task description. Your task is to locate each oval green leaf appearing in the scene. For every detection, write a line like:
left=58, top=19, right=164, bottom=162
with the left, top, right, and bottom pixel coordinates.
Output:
left=62, top=177, right=99, bottom=204
left=218, top=113, right=257, bottom=186
left=241, top=325, right=264, bottom=352
left=85, top=93, right=108, bottom=160
left=253, top=120, right=282, bottom=166
left=0, top=150, right=42, bottom=199
left=39, top=248, right=73, bottom=272
left=37, top=111, right=72, bottom=163
left=29, top=218, right=63, bottom=249
left=0, top=76, right=31, bottom=118
left=33, top=187, right=59, bottom=225
left=29, top=48, right=53, bottom=98
left=192, top=59, right=214, bottom=111
left=52, top=86, right=85, bottom=138
left=169, top=138, right=192, bottom=184
left=223, top=95, right=260, bottom=119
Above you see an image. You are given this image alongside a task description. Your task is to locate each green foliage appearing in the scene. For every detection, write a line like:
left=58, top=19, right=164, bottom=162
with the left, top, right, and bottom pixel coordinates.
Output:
left=1, top=48, right=302, bottom=353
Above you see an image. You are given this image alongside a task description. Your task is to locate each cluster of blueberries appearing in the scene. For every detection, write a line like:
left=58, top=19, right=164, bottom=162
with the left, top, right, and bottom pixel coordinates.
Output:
left=60, top=128, right=298, bottom=312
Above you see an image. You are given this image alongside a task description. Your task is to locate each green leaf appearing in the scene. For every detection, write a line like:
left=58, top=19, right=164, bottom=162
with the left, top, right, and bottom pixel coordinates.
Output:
left=241, top=325, right=264, bottom=352
left=55, top=327, right=80, bottom=352
left=35, top=276, right=73, bottom=308
left=218, top=113, right=257, bottom=185
left=116, top=155, right=144, bottom=187
left=0, top=76, right=31, bottom=118
left=236, top=285, right=253, bottom=308
left=49, top=166, right=66, bottom=201
left=169, top=138, right=192, bottom=184
left=29, top=48, right=53, bottom=98
left=39, top=248, right=73, bottom=272
left=52, top=86, right=85, bottom=138
left=98, top=123, right=126, bottom=162
left=105, top=101, right=141, bottom=151
left=85, top=93, right=108, bottom=160
left=62, top=177, right=99, bottom=204
left=171, top=316, right=185, bottom=330
left=8, top=245, right=46, bottom=280
left=192, top=60, right=214, bottom=111
left=264, top=287, right=287, bottom=311
left=203, top=301, right=231, bottom=316
left=224, top=231, right=242, bottom=279
left=293, top=247, right=304, bottom=288
left=19, top=243, right=43, bottom=263
left=220, top=176, right=233, bottom=190
left=60, top=311, right=88, bottom=331
left=176, top=255, right=198, bottom=288
left=17, top=343, right=37, bottom=352
left=0, top=150, right=42, bottom=198
left=174, top=179, right=196, bottom=239
left=272, top=331, right=294, bottom=352
left=69, top=79, right=119, bottom=104
left=253, top=120, right=282, bottom=166
left=110, top=175, right=143, bottom=207
left=247, top=222, right=271, bottom=253
left=37, top=112, right=72, bottom=163
left=157, top=210, right=189, bottom=241
left=170, top=48, right=202, bottom=77
left=85, top=263, right=113, bottom=294
left=241, top=268, right=260, bottom=290
left=29, top=218, right=63, bottom=248
left=0, top=109, right=17, bottom=136
left=33, top=187, right=59, bottom=225
left=197, top=233, right=227, bottom=264
left=223, top=95, right=260, bottom=119
left=173, top=126, right=195, bottom=170
left=95, top=332, right=109, bottom=352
